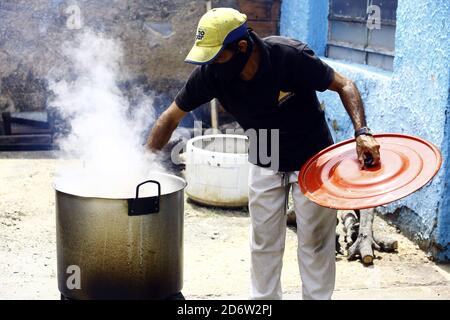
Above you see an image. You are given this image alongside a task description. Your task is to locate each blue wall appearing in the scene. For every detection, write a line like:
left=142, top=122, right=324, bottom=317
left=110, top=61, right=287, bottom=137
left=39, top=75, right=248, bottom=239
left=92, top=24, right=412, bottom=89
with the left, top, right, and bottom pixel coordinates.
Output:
left=280, top=0, right=328, bottom=56
left=281, top=0, right=450, bottom=261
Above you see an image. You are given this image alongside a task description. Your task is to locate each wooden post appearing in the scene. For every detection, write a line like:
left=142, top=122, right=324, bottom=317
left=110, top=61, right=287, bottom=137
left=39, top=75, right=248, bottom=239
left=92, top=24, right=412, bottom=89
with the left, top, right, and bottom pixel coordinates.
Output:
left=206, top=0, right=219, bottom=130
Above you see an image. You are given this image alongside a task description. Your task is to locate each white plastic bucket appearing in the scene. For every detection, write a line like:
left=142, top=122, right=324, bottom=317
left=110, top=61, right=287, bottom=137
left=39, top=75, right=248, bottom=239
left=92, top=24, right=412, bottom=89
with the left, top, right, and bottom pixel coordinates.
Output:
left=184, top=134, right=249, bottom=207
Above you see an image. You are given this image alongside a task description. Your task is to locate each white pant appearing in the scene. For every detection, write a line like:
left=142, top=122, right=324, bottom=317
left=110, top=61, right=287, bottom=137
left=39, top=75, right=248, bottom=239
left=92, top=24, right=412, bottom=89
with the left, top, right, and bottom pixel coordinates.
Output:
left=248, top=164, right=337, bottom=300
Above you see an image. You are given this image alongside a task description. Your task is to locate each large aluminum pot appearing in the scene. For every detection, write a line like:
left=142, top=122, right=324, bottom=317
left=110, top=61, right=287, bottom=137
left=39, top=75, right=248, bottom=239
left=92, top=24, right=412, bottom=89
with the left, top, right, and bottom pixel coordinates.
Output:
left=54, top=171, right=187, bottom=300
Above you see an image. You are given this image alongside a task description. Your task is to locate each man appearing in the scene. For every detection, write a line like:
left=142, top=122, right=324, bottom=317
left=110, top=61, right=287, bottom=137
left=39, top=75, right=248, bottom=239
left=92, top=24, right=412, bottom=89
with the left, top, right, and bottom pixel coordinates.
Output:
left=147, top=8, right=380, bottom=300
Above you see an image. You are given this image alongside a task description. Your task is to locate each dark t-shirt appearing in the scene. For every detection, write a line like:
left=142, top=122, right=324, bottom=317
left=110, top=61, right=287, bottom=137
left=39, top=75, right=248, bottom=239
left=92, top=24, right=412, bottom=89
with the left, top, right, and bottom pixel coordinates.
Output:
left=175, top=32, right=335, bottom=172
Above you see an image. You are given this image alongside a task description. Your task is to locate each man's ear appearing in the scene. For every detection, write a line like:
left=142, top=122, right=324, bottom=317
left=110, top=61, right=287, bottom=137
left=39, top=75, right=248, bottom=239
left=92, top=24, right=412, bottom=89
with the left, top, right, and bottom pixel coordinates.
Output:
left=237, top=39, right=248, bottom=53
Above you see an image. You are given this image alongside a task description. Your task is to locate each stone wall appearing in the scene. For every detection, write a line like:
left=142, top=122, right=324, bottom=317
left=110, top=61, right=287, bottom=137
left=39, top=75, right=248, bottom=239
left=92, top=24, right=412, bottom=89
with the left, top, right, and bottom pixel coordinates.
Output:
left=0, top=0, right=280, bottom=128
left=0, top=1, right=192, bottom=103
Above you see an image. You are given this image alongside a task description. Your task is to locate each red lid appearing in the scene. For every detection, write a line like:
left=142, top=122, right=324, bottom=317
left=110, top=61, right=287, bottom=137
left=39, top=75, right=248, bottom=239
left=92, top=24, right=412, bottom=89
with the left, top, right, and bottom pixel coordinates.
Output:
left=298, top=133, right=442, bottom=210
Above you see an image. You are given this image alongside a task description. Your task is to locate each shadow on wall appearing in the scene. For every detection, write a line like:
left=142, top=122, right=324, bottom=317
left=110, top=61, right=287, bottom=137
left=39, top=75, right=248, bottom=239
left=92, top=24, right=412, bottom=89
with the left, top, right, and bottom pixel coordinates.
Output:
left=381, top=206, right=439, bottom=260
left=0, top=65, right=49, bottom=112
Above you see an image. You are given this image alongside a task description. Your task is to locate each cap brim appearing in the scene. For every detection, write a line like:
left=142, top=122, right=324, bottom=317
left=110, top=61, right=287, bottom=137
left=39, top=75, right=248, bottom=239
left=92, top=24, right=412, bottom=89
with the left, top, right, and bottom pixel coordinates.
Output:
left=184, top=44, right=224, bottom=65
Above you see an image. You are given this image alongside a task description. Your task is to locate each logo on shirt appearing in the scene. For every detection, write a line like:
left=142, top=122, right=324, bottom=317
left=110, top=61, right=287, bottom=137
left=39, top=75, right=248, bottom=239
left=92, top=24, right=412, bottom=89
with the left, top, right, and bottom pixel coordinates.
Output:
left=196, top=28, right=205, bottom=40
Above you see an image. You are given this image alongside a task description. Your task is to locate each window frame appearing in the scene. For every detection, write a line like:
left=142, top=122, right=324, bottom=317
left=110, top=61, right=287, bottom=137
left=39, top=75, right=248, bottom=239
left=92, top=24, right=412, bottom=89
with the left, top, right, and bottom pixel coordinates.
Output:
left=326, top=0, right=397, bottom=71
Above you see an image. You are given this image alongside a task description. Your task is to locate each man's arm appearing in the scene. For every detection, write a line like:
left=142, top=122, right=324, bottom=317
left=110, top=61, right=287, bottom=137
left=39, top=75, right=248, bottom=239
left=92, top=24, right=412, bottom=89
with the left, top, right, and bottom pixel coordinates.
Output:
left=328, top=71, right=367, bottom=130
left=146, top=101, right=187, bottom=152
left=328, top=71, right=381, bottom=167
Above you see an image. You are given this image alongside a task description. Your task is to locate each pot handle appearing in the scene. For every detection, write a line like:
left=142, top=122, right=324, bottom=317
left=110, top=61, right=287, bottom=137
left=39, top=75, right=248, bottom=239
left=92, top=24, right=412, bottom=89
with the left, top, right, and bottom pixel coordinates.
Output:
left=128, top=180, right=161, bottom=216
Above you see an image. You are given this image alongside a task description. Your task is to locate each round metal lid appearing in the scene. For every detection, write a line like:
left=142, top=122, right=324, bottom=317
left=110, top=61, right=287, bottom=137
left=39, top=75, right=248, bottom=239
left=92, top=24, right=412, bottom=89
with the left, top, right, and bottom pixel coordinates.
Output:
left=298, top=133, right=442, bottom=210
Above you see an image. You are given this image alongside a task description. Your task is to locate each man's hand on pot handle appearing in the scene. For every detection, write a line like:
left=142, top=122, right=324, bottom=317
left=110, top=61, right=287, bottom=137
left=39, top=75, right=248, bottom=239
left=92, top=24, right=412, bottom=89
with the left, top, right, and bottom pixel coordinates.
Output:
left=356, top=134, right=381, bottom=169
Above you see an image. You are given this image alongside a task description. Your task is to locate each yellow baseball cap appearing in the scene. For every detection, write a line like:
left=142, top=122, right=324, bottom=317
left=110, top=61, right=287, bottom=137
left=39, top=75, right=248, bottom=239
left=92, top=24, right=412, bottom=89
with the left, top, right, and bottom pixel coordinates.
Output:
left=185, top=8, right=249, bottom=65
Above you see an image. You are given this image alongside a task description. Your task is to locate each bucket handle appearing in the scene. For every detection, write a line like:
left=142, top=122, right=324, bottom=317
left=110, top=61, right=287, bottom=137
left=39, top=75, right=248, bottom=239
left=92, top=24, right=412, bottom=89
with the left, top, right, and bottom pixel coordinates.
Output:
left=128, top=180, right=161, bottom=216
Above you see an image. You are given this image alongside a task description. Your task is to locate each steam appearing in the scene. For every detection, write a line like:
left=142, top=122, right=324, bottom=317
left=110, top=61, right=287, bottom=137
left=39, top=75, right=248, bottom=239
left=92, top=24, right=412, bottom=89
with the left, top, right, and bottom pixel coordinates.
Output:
left=49, top=31, right=165, bottom=197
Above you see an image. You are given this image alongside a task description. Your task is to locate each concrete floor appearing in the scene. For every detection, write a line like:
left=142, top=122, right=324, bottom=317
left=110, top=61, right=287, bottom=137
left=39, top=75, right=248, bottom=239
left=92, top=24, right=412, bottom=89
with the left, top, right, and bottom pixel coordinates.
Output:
left=1, top=151, right=449, bottom=300
left=182, top=213, right=450, bottom=300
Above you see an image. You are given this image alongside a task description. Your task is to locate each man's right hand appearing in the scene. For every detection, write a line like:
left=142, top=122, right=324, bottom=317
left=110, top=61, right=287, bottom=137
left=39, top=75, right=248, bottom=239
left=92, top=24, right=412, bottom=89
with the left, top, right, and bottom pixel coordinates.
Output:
left=356, top=134, right=381, bottom=169
left=146, top=101, right=187, bottom=152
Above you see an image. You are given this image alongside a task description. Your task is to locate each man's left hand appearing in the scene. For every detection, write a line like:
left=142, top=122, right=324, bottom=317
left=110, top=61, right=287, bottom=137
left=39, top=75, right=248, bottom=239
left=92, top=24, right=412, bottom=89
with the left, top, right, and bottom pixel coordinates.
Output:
left=356, top=135, right=381, bottom=168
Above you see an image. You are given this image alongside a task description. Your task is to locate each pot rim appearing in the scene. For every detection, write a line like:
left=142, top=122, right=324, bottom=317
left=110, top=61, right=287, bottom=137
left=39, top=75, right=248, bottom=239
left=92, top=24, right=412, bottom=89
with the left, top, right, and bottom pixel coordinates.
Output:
left=54, top=171, right=187, bottom=200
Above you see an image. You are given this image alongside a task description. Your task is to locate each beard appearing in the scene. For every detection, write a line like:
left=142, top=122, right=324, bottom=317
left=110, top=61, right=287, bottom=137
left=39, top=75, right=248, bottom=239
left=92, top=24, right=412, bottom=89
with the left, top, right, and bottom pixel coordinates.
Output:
left=210, top=36, right=254, bottom=82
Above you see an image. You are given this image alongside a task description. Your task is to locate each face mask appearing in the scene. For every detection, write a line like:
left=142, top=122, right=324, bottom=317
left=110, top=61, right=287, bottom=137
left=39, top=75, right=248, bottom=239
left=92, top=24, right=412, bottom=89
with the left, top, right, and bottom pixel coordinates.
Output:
left=211, top=37, right=254, bottom=82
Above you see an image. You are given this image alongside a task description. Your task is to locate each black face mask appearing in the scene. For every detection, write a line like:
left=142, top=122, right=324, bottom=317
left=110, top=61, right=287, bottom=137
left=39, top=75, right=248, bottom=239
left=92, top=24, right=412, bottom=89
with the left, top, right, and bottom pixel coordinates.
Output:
left=211, top=37, right=254, bottom=82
